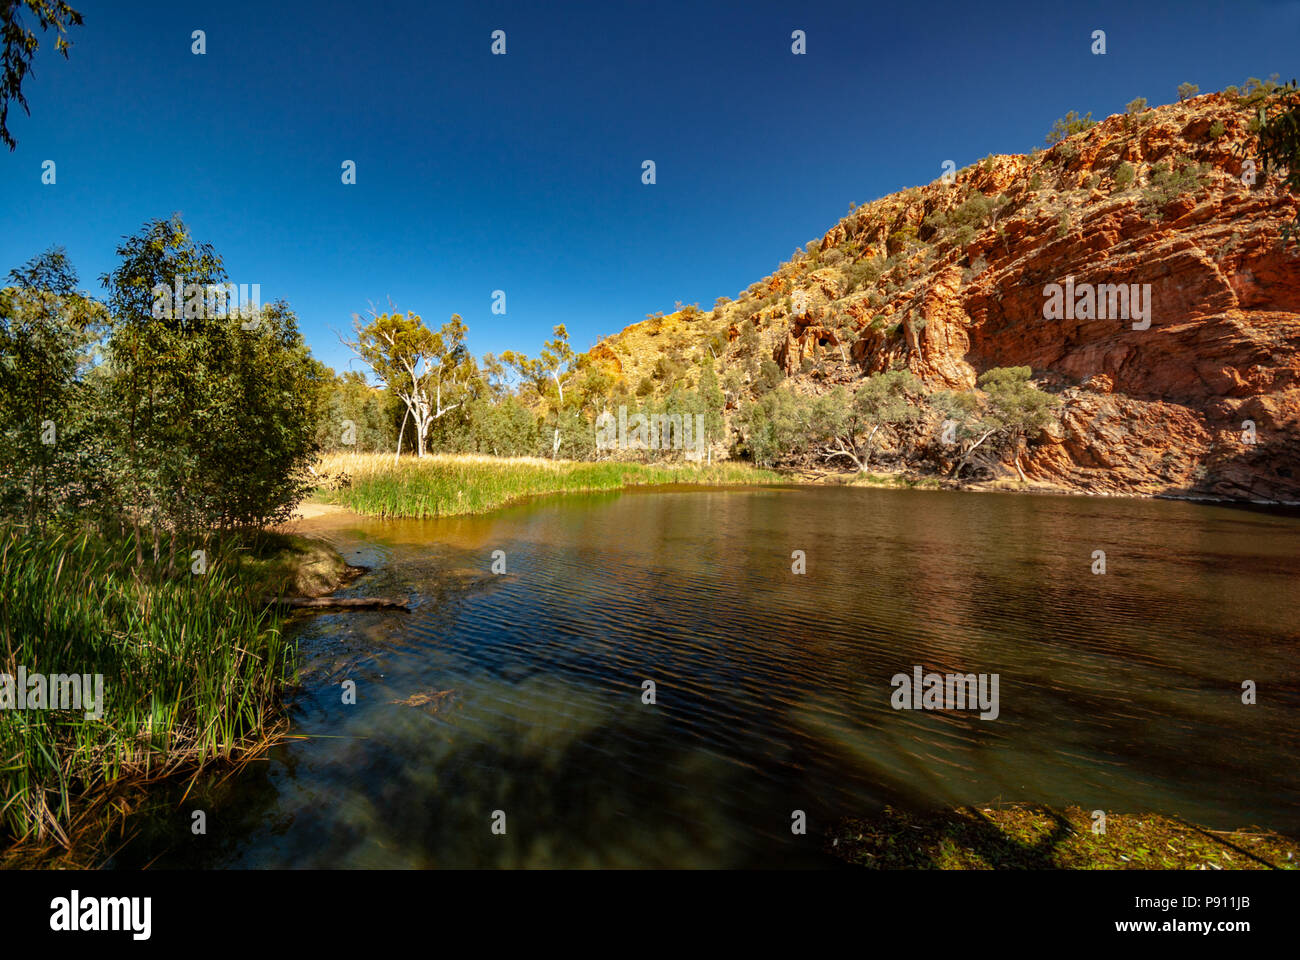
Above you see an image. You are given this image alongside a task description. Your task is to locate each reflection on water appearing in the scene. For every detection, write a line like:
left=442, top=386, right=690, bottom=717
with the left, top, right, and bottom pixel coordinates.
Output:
left=112, top=486, right=1300, bottom=867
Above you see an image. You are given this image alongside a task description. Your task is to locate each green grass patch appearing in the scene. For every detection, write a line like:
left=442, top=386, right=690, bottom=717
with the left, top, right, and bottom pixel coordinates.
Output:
left=315, top=453, right=783, bottom=519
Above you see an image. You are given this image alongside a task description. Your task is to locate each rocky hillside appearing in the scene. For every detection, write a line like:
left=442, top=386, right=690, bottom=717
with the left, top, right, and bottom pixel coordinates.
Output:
left=587, top=88, right=1300, bottom=502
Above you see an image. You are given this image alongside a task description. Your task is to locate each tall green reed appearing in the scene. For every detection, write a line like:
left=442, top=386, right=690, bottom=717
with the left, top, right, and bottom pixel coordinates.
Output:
left=0, top=527, right=292, bottom=844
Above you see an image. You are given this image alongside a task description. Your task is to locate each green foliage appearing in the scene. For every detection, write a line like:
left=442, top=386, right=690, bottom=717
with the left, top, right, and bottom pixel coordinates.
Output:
left=1126, top=97, right=1148, bottom=116
left=1247, top=78, right=1300, bottom=244
left=2, top=219, right=324, bottom=535
left=833, top=369, right=920, bottom=469
left=1112, top=161, right=1136, bottom=191
left=738, top=386, right=803, bottom=467
left=101, top=216, right=321, bottom=531
left=923, top=192, right=1008, bottom=251
left=887, top=225, right=919, bottom=254
left=501, top=323, right=575, bottom=413
left=0, top=1, right=84, bottom=150
left=0, top=248, right=108, bottom=526
left=756, top=358, right=785, bottom=393
left=1140, top=158, right=1208, bottom=219
left=843, top=254, right=890, bottom=293
left=0, top=527, right=292, bottom=841
left=1177, top=82, right=1199, bottom=102
left=697, top=356, right=725, bottom=444
left=195, top=301, right=323, bottom=528
left=314, top=368, right=398, bottom=453
left=1045, top=110, right=1096, bottom=146
left=976, top=366, right=1060, bottom=478
left=1055, top=140, right=1081, bottom=164
left=978, top=367, right=1057, bottom=434
left=927, top=369, right=1056, bottom=481
left=927, top=192, right=1008, bottom=233
left=1238, top=74, right=1281, bottom=108
left=1208, top=119, right=1226, bottom=139
left=740, top=370, right=921, bottom=471
left=346, top=308, right=470, bottom=459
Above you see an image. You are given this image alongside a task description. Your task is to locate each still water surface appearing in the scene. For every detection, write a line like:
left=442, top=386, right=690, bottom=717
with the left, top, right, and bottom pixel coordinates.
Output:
left=114, top=486, right=1300, bottom=867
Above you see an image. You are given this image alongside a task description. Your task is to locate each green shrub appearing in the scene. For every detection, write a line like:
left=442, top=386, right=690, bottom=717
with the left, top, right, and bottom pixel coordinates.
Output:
left=887, top=225, right=919, bottom=254
left=1045, top=110, right=1097, bottom=145
left=1177, top=82, right=1199, bottom=102
left=843, top=255, right=889, bottom=293
left=757, top=358, right=785, bottom=392
left=1140, top=158, right=1208, bottom=219
left=1112, top=161, right=1136, bottom=191
left=1238, top=75, right=1280, bottom=108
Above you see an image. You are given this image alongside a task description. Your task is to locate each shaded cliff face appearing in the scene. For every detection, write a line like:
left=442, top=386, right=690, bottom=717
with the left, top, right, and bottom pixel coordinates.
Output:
left=594, top=92, right=1300, bottom=502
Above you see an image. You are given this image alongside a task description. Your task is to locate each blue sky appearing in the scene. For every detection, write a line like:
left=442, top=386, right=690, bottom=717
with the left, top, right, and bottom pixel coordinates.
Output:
left=2, top=0, right=1297, bottom=376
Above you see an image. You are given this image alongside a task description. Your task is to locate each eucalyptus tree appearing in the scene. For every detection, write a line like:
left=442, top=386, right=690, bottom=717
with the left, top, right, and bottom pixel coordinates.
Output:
left=99, top=215, right=225, bottom=542
left=100, top=216, right=321, bottom=541
left=0, top=247, right=107, bottom=526
left=501, top=324, right=577, bottom=406
left=0, top=1, right=84, bottom=150
left=502, top=324, right=577, bottom=456
left=811, top=369, right=919, bottom=471
left=931, top=367, right=1058, bottom=481
left=346, top=308, right=471, bottom=459
left=977, top=366, right=1059, bottom=482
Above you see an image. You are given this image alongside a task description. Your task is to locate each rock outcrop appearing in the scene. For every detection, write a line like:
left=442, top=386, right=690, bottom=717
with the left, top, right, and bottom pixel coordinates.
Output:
left=593, top=91, right=1300, bottom=501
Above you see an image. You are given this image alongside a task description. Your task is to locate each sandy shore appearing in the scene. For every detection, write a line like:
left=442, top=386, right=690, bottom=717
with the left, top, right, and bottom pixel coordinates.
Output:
left=276, top=501, right=357, bottom=526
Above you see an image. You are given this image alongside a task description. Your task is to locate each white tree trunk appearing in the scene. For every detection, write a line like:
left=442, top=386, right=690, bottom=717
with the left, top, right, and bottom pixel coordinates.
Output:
left=394, top=408, right=409, bottom=462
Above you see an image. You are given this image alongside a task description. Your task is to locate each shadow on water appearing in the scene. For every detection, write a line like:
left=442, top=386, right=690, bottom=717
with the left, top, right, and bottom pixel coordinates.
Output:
left=109, top=485, right=1300, bottom=868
